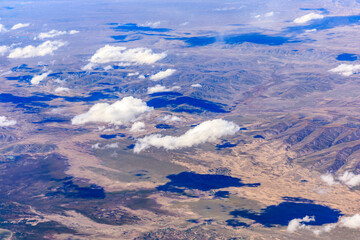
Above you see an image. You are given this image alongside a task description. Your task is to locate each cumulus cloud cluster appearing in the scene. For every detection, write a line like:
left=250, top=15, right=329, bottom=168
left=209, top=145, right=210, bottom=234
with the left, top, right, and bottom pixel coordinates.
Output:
left=150, top=69, right=176, bottom=81
left=329, top=64, right=360, bottom=76
left=0, top=45, right=9, bottom=56
left=134, top=119, right=240, bottom=153
left=130, top=121, right=145, bottom=132
left=147, top=84, right=180, bottom=94
left=31, top=71, right=52, bottom=85
left=55, top=87, right=70, bottom=93
left=0, top=116, right=16, bottom=127
left=36, top=29, right=79, bottom=39
left=0, top=24, right=7, bottom=33
left=321, top=171, right=360, bottom=187
left=8, top=40, right=65, bottom=58
left=11, top=23, right=30, bottom=30
left=288, top=214, right=360, bottom=235
left=287, top=216, right=315, bottom=233
left=191, top=83, right=202, bottom=88
left=71, top=96, right=153, bottom=125
left=294, top=13, right=324, bottom=24
left=83, top=45, right=167, bottom=70
left=159, top=115, right=182, bottom=123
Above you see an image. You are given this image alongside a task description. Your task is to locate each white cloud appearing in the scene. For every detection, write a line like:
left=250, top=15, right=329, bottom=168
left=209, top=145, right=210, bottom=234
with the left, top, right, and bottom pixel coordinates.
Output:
left=134, top=119, right=240, bottom=153
left=287, top=216, right=315, bottom=233
left=55, top=87, right=70, bottom=93
left=322, top=171, right=360, bottom=187
left=329, top=64, right=360, bottom=76
left=264, top=11, right=274, bottom=17
left=11, top=23, right=30, bottom=30
left=138, top=74, right=145, bottom=79
left=321, top=174, right=336, bottom=186
left=0, top=116, right=16, bottom=127
left=305, top=29, right=317, bottom=33
left=71, top=96, right=153, bottom=125
left=31, top=71, right=52, bottom=85
left=127, top=72, right=139, bottom=77
left=84, top=45, right=167, bottom=70
left=150, top=69, right=176, bottom=81
left=339, top=214, right=360, bottom=229
left=69, top=30, right=79, bottom=35
left=8, top=40, right=65, bottom=58
left=92, top=142, right=119, bottom=149
left=147, top=84, right=180, bottom=94
left=191, top=83, right=202, bottom=88
left=0, top=45, right=9, bottom=56
left=141, top=21, right=161, bottom=28
left=130, top=121, right=145, bottom=132
left=0, top=24, right=8, bottom=33
left=36, top=29, right=79, bottom=40
left=338, top=171, right=360, bottom=187
left=294, top=13, right=324, bottom=24
left=160, top=115, right=182, bottom=123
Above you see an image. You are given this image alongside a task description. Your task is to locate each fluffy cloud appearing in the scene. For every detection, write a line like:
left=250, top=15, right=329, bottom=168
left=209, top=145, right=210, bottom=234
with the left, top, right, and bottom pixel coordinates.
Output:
left=321, top=174, right=336, bottom=186
left=287, top=216, right=315, bottom=233
left=55, top=87, right=70, bottom=93
left=11, top=23, right=30, bottom=30
left=339, top=214, right=360, bottom=229
left=134, top=119, right=240, bottom=153
left=150, top=69, right=176, bottom=81
left=329, top=64, right=360, bottom=76
left=31, top=71, right=52, bottom=85
left=0, top=116, right=16, bottom=127
left=147, top=84, right=180, bottom=94
left=141, top=21, right=161, bottom=28
left=8, top=40, right=65, bottom=58
left=160, top=115, right=182, bottom=123
left=294, top=13, right=324, bottom=24
left=37, top=29, right=79, bottom=39
left=191, top=83, right=202, bottom=88
left=130, top=121, right=145, bottom=132
left=0, top=45, right=9, bottom=56
left=0, top=24, right=7, bottom=33
left=71, top=96, right=153, bottom=125
left=83, top=45, right=167, bottom=70
left=321, top=171, right=360, bottom=187
left=338, top=171, right=360, bottom=187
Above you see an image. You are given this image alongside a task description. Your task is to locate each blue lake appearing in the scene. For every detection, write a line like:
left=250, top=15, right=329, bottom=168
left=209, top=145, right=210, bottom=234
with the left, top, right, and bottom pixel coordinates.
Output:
left=286, top=15, right=360, bottom=33
left=336, top=53, right=358, bottom=61
left=157, top=172, right=260, bottom=193
left=214, top=190, right=230, bottom=198
left=100, top=133, right=126, bottom=139
left=216, top=141, right=237, bottom=150
left=224, top=33, right=291, bottom=46
left=155, top=124, right=173, bottom=129
left=147, top=96, right=228, bottom=113
left=253, top=135, right=265, bottom=139
left=230, top=202, right=342, bottom=227
left=111, top=23, right=171, bottom=32
left=226, top=219, right=249, bottom=228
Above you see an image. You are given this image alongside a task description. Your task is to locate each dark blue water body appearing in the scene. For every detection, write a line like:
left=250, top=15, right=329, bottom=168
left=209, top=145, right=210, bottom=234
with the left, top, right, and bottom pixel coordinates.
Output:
left=111, top=35, right=143, bottom=42
left=336, top=53, right=358, bottom=61
left=224, top=33, right=292, bottom=46
left=155, top=124, right=173, bottom=129
left=4, top=6, right=14, bottom=10
left=216, top=141, right=237, bottom=150
left=157, top=172, right=260, bottom=193
left=5, top=75, right=33, bottom=83
left=187, top=219, right=199, bottom=223
left=230, top=202, right=342, bottom=227
left=100, top=133, right=126, bottom=139
left=47, top=180, right=105, bottom=199
left=214, top=190, right=230, bottom=198
left=240, top=127, right=248, bottom=130
left=226, top=219, right=249, bottom=228
left=11, top=64, right=33, bottom=72
left=147, top=96, right=229, bottom=114
left=126, top=144, right=135, bottom=150
left=167, top=36, right=217, bottom=47
left=286, top=15, right=360, bottom=33
left=282, top=197, right=314, bottom=203
left=48, top=72, right=62, bottom=77
left=300, top=8, right=329, bottom=14
left=33, top=117, right=69, bottom=124
left=111, top=23, right=171, bottom=33
left=149, top=92, right=183, bottom=97
left=254, top=135, right=265, bottom=139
